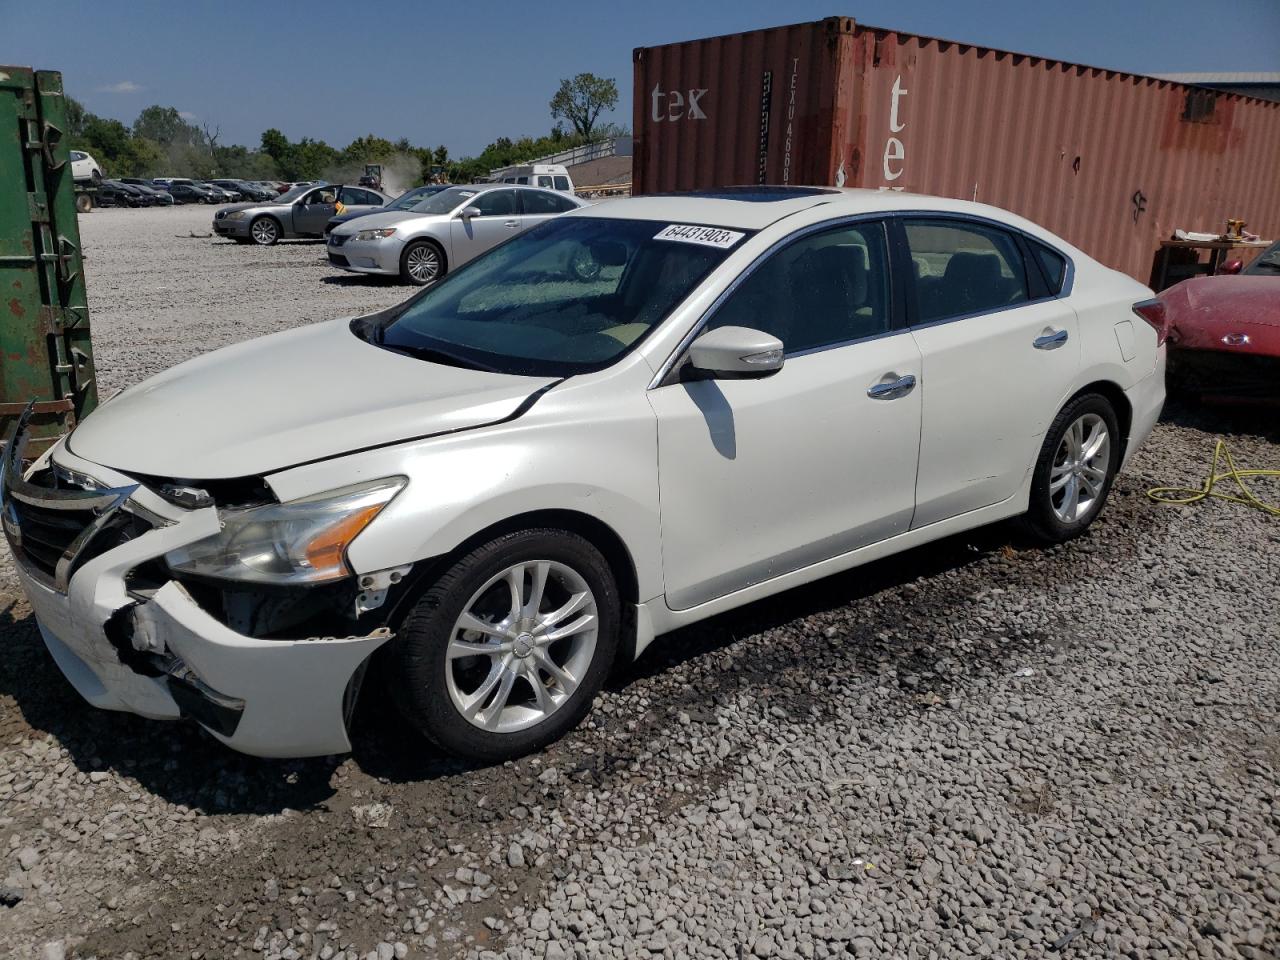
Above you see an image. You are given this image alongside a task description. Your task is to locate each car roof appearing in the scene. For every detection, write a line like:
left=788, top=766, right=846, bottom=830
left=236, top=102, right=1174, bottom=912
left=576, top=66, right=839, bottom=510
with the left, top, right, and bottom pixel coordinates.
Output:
left=566, top=186, right=1076, bottom=237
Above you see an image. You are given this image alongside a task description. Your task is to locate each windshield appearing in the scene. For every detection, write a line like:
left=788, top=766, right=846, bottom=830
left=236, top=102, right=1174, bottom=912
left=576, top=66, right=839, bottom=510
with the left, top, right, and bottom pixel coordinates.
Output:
left=273, top=185, right=312, bottom=204
left=1244, top=242, right=1280, bottom=274
left=388, top=185, right=447, bottom=211
left=399, top=185, right=482, bottom=215
left=372, top=217, right=747, bottom=376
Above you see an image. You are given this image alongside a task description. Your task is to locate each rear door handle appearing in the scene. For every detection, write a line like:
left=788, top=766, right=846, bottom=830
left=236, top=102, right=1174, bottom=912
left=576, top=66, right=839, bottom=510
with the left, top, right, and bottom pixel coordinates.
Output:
left=867, top=373, right=916, bottom=400
left=503, top=219, right=520, bottom=228
left=1033, top=329, right=1069, bottom=350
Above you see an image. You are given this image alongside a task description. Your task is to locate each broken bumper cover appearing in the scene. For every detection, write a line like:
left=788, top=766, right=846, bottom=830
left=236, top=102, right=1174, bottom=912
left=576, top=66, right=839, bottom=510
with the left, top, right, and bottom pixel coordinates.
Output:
left=2, top=427, right=391, bottom=758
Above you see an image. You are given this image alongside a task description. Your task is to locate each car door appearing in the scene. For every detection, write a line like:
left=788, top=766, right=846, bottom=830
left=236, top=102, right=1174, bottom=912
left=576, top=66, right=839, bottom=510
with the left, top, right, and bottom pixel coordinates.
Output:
left=648, top=219, right=923, bottom=611
left=901, top=216, right=1081, bottom=528
left=448, top=189, right=521, bottom=267
left=292, top=187, right=337, bottom=235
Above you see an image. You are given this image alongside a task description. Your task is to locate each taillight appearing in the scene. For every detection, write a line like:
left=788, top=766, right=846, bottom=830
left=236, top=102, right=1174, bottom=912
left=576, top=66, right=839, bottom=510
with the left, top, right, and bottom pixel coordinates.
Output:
left=1133, top=298, right=1169, bottom=346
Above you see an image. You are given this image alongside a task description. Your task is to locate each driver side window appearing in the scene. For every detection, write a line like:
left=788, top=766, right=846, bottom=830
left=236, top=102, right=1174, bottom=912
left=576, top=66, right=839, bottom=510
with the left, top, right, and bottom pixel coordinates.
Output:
left=704, top=221, right=892, bottom=354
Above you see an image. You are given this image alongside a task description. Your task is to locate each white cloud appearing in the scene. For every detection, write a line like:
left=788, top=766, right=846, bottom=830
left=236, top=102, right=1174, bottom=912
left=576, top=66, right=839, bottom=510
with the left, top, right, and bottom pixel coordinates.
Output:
left=178, top=111, right=197, bottom=121
left=96, top=80, right=142, bottom=94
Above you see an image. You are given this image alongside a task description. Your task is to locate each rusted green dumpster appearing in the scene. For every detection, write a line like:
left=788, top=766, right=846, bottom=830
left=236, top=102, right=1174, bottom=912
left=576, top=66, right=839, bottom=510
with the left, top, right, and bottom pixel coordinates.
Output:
left=0, top=66, right=97, bottom=456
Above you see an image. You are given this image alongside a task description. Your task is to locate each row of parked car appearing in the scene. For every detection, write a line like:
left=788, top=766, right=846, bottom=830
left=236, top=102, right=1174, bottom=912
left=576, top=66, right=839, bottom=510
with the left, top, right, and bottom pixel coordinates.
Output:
left=212, top=180, right=588, bottom=286
left=94, top=176, right=330, bottom=208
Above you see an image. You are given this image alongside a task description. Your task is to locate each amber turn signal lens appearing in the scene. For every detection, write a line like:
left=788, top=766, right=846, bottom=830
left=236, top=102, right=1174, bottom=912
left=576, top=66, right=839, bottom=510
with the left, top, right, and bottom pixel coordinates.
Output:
left=304, top=503, right=385, bottom=575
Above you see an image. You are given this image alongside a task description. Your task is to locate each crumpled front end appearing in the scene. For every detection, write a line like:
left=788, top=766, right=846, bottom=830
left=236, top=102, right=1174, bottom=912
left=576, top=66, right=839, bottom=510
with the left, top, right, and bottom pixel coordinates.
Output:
left=1, top=415, right=392, bottom=758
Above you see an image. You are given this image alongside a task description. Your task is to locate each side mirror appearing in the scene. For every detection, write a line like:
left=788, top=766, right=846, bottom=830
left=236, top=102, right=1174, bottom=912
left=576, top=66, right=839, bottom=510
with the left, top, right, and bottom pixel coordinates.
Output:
left=459, top=206, right=482, bottom=219
left=1218, top=259, right=1244, bottom=275
left=687, top=326, right=784, bottom=379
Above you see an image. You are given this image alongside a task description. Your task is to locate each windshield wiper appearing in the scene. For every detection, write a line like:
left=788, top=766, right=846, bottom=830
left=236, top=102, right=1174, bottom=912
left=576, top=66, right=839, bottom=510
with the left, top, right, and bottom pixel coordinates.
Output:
left=383, top=342, right=497, bottom=372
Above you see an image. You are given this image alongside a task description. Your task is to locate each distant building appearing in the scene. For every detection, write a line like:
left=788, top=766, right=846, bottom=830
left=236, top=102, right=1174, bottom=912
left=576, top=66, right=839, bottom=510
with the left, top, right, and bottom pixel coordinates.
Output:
left=1158, top=72, right=1280, bottom=103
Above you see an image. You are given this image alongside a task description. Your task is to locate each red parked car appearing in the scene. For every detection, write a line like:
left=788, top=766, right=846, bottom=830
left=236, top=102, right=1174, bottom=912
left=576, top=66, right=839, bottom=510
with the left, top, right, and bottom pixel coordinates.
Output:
left=1157, top=241, right=1280, bottom=403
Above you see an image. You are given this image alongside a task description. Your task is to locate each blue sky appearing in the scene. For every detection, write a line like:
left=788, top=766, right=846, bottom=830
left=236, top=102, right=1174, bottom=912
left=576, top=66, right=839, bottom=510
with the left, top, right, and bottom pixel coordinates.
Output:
left=2, top=0, right=1277, bottom=156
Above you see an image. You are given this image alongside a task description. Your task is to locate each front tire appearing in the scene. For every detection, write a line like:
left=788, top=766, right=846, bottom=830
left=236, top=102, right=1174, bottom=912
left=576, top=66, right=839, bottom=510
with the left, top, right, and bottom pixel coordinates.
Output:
left=390, top=529, right=620, bottom=762
left=1020, top=393, right=1121, bottom=544
left=400, top=239, right=444, bottom=286
left=249, top=216, right=280, bottom=246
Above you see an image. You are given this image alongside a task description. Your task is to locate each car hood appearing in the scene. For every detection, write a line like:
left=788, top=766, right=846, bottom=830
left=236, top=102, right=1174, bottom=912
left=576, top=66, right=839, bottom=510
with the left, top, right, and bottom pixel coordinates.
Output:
left=66, top=317, right=556, bottom=480
left=332, top=210, right=444, bottom=235
left=216, top=202, right=261, bottom=215
left=1161, top=275, right=1280, bottom=329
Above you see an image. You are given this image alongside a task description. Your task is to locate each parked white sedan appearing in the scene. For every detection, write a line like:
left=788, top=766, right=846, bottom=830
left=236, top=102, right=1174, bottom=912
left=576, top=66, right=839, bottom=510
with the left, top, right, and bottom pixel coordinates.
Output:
left=1, top=188, right=1165, bottom=761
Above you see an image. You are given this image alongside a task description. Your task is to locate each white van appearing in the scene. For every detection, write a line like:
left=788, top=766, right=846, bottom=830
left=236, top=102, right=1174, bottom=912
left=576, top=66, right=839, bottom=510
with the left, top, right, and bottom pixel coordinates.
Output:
left=500, top=163, right=574, bottom=193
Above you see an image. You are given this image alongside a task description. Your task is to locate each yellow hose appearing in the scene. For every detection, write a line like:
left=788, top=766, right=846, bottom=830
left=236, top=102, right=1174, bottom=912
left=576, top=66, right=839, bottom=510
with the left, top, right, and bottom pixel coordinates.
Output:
left=1146, top=438, right=1280, bottom=518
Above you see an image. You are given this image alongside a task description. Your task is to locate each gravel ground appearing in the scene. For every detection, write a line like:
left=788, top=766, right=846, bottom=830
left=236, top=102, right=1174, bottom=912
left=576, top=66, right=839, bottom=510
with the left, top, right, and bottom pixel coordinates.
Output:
left=1, top=205, right=1278, bottom=960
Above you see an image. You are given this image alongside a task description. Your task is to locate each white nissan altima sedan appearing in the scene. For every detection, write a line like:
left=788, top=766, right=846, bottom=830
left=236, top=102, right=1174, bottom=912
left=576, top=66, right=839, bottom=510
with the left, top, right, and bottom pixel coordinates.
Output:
left=1, top=187, right=1165, bottom=761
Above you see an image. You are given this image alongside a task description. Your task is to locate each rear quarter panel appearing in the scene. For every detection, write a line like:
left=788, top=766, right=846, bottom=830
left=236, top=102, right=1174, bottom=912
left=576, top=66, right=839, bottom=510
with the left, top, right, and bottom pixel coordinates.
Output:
left=1068, top=260, right=1158, bottom=392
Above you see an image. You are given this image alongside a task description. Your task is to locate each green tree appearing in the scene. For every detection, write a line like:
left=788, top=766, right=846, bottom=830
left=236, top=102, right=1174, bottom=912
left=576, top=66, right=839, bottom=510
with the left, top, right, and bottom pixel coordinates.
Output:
left=260, top=128, right=290, bottom=164
left=288, top=137, right=339, bottom=181
left=133, top=105, right=201, bottom=146
left=549, top=73, right=618, bottom=140
left=340, top=134, right=397, bottom=166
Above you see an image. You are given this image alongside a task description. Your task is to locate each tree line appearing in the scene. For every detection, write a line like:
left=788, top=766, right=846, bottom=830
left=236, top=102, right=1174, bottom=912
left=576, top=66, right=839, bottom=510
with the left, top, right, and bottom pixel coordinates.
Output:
left=67, top=71, right=623, bottom=187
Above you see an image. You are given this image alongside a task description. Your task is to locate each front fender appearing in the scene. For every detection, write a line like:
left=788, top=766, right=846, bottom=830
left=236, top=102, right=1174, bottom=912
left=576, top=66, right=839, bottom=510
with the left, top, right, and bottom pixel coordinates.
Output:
left=265, top=375, right=664, bottom=602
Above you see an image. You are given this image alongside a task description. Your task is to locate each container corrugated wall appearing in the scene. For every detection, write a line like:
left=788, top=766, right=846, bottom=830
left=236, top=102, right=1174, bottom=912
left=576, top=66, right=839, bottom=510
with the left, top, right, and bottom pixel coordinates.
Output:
left=849, top=29, right=1280, bottom=282
left=632, top=18, right=857, bottom=194
left=633, top=19, right=1280, bottom=282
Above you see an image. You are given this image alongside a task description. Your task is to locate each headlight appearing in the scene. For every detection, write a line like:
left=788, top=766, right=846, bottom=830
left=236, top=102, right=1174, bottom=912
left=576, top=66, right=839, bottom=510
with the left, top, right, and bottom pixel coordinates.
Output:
left=356, top=228, right=397, bottom=241
left=225, top=211, right=248, bottom=220
left=164, top=478, right=405, bottom=585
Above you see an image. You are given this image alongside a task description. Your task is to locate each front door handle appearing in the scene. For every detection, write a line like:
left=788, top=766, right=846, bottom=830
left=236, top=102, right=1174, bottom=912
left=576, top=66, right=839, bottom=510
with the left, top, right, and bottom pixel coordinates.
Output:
left=1033, top=329, right=1069, bottom=350
left=503, top=219, right=520, bottom=228
left=867, top=373, right=917, bottom=400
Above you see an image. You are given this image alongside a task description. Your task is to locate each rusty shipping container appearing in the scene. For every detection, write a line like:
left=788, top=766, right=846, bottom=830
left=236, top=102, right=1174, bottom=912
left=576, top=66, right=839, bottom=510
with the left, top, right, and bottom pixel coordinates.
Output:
left=632, top=17, right=1280, bottom=283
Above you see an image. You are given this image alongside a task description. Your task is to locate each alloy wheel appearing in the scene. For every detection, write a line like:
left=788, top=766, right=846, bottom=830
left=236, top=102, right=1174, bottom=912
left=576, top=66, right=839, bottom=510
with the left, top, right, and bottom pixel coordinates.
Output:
left=445, top=560, right=598, bottom=734
left=406, top=244, right=440, bottom=283
left=251, top=219, right=278, bottom=244
left=1049, top=412, right=1110, bottom=523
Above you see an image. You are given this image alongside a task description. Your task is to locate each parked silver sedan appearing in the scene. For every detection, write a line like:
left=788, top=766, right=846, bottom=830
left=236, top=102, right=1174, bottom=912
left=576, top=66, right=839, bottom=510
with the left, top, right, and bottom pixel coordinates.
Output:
left=213, top=183, right=391, bottom=245
left=326, top=184, right=586, bottom=284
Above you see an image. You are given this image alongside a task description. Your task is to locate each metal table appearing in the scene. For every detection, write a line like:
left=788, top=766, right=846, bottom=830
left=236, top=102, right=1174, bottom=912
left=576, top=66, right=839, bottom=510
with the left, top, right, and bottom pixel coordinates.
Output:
left=1155, top=238, right=1272, bottom=290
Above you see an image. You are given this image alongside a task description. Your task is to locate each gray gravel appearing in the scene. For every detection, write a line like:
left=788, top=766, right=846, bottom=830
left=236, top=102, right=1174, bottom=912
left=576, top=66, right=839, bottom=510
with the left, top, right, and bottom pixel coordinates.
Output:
left=1, top=205, right=1278, bottom=959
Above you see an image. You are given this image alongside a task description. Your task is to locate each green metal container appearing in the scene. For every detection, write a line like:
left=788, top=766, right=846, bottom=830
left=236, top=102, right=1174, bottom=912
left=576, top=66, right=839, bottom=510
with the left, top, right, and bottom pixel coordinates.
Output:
left=0, top=66, right=97, bottom=455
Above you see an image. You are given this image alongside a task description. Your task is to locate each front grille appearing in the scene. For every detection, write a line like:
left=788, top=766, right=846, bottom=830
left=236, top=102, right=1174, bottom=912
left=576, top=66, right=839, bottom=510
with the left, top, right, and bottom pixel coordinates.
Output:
left=1169, top=349, right=1280, bottom=400
left=6, top=468, right=151, bottom=584
left=328, top=253, right=349, bottom=267
left=329, top=233, right=349, bottom=247
left=215, top=210, right=227, bottom=220
left=2, top=413, right=154, bottom=592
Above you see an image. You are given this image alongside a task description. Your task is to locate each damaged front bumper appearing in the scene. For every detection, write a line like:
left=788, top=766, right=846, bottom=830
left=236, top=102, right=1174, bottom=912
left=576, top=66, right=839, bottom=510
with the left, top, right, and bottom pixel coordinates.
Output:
left=2, top=415, right=392, bottom=758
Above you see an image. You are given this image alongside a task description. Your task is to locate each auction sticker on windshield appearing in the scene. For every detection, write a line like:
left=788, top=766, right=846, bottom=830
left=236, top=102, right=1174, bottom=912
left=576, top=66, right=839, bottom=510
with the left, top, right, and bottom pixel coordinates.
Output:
left=654, top=224, right=745, bottom=249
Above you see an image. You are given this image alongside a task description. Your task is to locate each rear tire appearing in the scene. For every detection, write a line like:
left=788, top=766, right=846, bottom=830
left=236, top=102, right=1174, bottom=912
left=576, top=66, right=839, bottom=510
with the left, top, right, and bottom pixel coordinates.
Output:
left=400, top=239, right=444, bottom=286
left=389, top=529, right=620, bottom=762
left=249, top=216, right=280, bottom=246
left=1019, top=393, right=1121, bottom=544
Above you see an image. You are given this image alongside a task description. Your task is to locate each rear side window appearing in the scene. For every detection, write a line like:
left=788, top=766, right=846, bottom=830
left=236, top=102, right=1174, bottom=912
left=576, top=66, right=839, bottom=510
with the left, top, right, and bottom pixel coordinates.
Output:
left=1030, top=240, right=1067, bottom=294
left=705, top=221, right=891, bottom=354
left=904, top=220, right=1029, bottom=323
left=553, top=176, right=571, bottom=191
left=520, top=190, right=566, bottom=215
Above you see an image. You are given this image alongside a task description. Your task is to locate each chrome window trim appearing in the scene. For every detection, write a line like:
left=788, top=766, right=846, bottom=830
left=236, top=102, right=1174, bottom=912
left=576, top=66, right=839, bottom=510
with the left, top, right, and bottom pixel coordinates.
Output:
left=649, top=213, right=895, bottom=389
